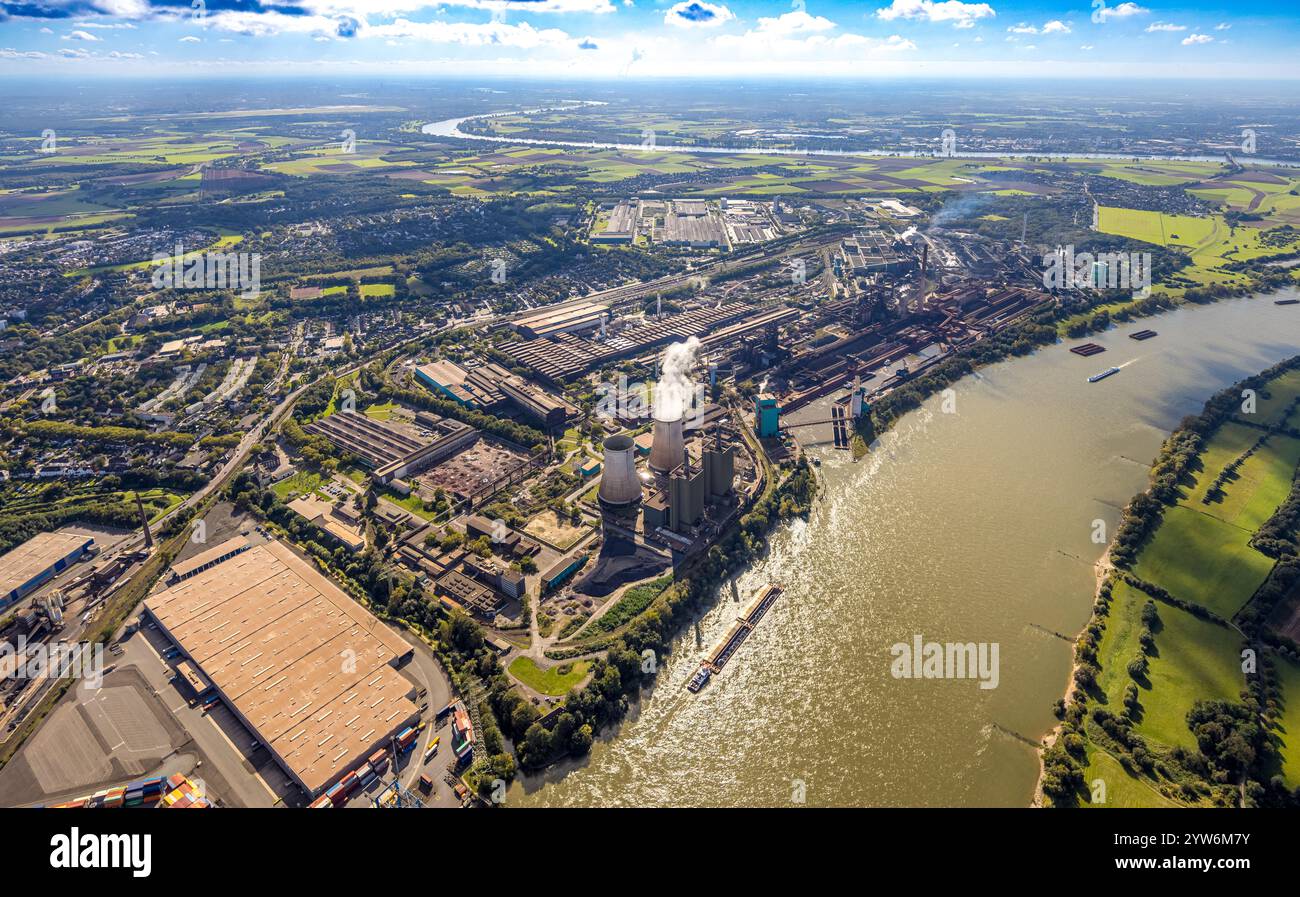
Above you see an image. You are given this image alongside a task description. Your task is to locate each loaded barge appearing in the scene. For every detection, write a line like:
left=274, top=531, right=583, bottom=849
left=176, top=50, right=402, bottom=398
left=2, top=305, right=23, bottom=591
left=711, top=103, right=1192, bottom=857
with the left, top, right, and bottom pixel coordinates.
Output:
left=686, top=584, right=783, bottom=693
left=1088, top=366, right=1121, bottom=383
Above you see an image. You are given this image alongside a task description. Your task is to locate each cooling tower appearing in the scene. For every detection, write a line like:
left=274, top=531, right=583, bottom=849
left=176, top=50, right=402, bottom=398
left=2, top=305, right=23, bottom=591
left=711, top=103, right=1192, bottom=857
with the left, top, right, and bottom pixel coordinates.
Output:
left=598, top=435, right=642, bottom=507
left=648, top=416, right=686, bottom=475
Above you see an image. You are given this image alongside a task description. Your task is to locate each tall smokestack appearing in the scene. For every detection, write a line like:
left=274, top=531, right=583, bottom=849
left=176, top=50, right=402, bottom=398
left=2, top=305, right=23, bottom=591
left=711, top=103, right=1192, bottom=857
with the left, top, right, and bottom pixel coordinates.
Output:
left=918, top=243, right=929, bottom=312
left=598, top=435, right=641, bottom=508
left=136, top=493, right=153, bottom=550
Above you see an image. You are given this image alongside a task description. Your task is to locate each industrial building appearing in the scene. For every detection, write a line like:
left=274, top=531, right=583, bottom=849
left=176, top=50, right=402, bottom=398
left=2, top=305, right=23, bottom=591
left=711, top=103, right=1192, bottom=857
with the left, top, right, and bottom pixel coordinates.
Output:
left=415, top=358, right=575, bottom=429
left=840, top=229, right=913, bottom=275
left=143, top=540, right=419, bottom=798
left=414, top=360, right=509, bottom=409
left=304, top=410, right=479, bottom=484
left=660, top=200, right=728, bottom=248
left=591, top=202, right=636, bottom=244
left=512, top=302, right=610, bottom=340
left=0, top=531, right=96, bottom=609
left=504, top=303, right=762, bottom=383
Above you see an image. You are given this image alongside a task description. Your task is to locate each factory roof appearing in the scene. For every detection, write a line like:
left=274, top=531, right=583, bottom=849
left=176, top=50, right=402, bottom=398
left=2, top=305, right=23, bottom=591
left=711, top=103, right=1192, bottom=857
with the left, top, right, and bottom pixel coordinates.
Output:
left=169, top=535, right=250, bottom=580
left=144, top=541, right=417, bottom=795
left=0, top=531, right=95, bottom=598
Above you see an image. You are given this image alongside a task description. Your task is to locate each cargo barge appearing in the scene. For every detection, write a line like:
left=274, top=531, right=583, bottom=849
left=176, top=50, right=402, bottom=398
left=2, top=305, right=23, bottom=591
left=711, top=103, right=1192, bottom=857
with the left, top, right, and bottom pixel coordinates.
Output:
left=686, top=584, right=783, bottom=692
left=1088, top=366, right=1121, bottom=383
left=1276, top=299, right=1300, bottom=306
left=1128, top=329, right=1158, bottom=341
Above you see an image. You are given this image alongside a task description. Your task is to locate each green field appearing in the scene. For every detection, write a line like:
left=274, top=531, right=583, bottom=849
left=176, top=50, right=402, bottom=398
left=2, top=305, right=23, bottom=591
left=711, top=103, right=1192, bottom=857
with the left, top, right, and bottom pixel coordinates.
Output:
left=507, top=657, right=591, bottom=696
left=1273, top=658, right=1300, bottom=788
left=1249, top=368, right=1300, bottom=426
left=1131, top=599, right=1245, bottom=751
left=1133, top=505, right=1273, bottom=617
left=1179, top=424, right=1300, bottom=532
left=1080, top=748, right=1183, bottom=808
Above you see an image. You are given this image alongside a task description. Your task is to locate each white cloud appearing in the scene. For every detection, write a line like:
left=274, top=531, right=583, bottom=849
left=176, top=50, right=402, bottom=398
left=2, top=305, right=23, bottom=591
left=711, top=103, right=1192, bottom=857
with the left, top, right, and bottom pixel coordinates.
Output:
left=876, top=0, right=995, bottom=29
left=1007, top=23, right=1037, bottom=34
left=73, top=21, right=138, bottom=29
left=1215, top=22, right=1231, bottom=31
left=108, top=50, right=144, bottom=58
left=62, top=30, right=101, bottom=42
left=1145, top=22, right=1186, bottom=32
left=1080, top=44, right=1093, bottom=50
left=663, top=1, right=733, bottom=29
left=1182, top=33, right=1212, bottom=45
left=59, top=47, right=90, bottom=58
left=179, top=35, right=201, bottom=43
left=1095, top=2, right=1147, bottom=21
left=367, top=18, right=573, bottom=47
left=299, top=0, right=612, bottom=13
left=1042, top=20, right=1070, bottom=34
left=754, top=10, right=837, bottom=36
left=1, top=48, right=50, bottom=59
left=713, top=29, right=916, bottom=57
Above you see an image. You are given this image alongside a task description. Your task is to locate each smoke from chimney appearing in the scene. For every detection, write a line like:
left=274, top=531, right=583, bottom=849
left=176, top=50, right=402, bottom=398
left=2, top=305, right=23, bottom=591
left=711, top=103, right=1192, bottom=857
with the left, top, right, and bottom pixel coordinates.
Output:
left=654, top=337, right=702, bottom=423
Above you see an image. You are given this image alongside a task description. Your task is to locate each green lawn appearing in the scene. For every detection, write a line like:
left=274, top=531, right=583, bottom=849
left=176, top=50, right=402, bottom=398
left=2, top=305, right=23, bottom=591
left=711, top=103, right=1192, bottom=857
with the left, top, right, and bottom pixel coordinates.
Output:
left=1133, top=505, right=1274, bottom=617
left=507, top=657, right=591, bottom=696
left=272, top=470, right=323, bottom=500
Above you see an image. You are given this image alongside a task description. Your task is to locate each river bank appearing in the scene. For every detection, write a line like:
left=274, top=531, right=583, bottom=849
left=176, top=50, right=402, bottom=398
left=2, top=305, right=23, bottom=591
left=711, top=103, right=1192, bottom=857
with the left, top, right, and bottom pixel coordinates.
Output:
left=513, top=287, right=1300, bottom=807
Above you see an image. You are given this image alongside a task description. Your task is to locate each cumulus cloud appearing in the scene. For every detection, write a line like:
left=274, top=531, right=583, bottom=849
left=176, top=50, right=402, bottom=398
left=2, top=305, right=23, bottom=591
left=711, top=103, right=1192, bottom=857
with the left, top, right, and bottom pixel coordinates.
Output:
left=875, top=0, right=995, bottom=29
left=1145, top=22, right=1186, bottom=32
left=179, top=35, right=200, bottom=41
left=62, top=29, right=101, bottom=41
left=663, top=1, right=733, bottom=29
left=1214, top=22, right=1230, bottom=30
left=1094, top=2, right=1147, bottom=21
left=754, top=10, right=837, bottom=36
left=1042, top=20, right=1069, bottom=33
left=1182, top=33, right=1212, bottom=45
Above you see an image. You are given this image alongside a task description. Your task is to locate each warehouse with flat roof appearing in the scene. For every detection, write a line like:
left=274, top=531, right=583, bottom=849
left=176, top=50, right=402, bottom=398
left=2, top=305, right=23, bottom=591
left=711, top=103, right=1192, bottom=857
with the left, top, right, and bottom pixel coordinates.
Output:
left=0, top=531, right=96, bottom=608
left=144, top=540, right=418, bottom=797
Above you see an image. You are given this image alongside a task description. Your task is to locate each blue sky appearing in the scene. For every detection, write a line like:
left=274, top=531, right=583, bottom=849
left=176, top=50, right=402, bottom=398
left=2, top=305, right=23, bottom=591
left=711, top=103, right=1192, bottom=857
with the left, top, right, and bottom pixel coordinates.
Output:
left=0, top=0, right=1295, bottom=77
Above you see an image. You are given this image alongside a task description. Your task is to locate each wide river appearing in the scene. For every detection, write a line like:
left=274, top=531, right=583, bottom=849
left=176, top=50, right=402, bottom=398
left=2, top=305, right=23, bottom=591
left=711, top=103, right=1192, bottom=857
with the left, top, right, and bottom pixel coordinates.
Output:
left=513, top=289, right=1300, bottom=807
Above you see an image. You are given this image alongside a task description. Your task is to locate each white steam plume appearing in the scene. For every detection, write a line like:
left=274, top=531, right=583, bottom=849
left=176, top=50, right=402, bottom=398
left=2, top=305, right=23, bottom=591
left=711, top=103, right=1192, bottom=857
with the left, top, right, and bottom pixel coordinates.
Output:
left=654, top=336, right=702, bottom=422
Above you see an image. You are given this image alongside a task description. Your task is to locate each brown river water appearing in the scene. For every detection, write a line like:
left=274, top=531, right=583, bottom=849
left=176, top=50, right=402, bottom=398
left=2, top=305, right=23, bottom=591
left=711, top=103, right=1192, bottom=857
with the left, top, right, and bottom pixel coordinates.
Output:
left=513, top=290, right=1300, bottom=807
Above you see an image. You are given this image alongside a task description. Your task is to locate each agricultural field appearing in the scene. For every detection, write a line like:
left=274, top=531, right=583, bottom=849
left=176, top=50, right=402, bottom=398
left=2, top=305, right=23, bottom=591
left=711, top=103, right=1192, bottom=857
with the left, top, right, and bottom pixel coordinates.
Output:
left=1178, top=424, right=1300, bottom=532
left=1133, top=505, right=1273, bottom=618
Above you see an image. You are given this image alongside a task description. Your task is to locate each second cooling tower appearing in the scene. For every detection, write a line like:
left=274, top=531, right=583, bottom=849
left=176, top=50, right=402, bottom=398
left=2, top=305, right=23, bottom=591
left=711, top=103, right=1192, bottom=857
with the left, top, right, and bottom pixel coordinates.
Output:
left=648, top=416, right=686, bottom=475
left=598, top=435, right=642, bottom=507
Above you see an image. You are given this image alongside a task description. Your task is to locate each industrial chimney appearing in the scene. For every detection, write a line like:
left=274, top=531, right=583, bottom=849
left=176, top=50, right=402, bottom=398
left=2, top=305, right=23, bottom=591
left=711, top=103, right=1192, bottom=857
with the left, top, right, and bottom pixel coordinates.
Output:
left=598, top=435, right=642, bottom=508
left=648, top=416, right=686, bottom=475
